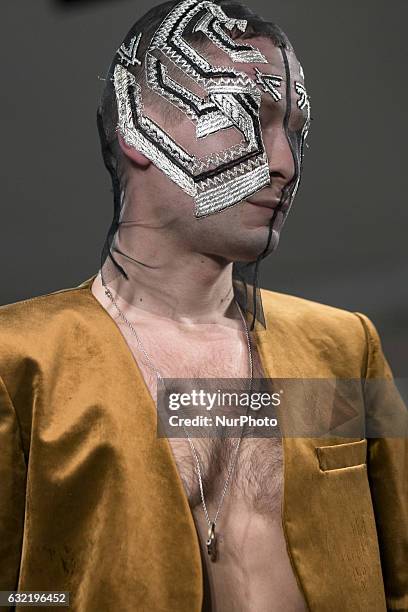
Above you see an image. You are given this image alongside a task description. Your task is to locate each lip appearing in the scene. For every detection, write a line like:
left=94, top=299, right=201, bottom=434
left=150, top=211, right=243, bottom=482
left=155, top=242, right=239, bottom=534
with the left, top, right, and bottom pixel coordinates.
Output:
left=247, top=198, right=289, bottom=213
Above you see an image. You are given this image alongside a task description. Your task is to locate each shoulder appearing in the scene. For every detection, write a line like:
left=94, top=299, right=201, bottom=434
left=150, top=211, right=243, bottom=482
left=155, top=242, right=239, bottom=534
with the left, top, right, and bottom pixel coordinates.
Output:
left=259, top=287, right=385, bottom=376
left=0, top=276, right=95, bottom=368
left=0, top=275, right=93, bottom=325
left=260, top=287, right=363, bottom=331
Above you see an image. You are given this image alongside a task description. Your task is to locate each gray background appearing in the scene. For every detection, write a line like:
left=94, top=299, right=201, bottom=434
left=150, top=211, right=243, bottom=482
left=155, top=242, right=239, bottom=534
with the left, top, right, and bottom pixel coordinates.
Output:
left=1, top=0, right=407, bottom=375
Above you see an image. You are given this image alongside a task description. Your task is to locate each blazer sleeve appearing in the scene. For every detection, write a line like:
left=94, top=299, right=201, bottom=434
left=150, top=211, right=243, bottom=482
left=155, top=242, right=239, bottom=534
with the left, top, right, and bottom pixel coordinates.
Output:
left=0, top=374, right=27, bottom=594
left=354, top=312, right=408, bottom=611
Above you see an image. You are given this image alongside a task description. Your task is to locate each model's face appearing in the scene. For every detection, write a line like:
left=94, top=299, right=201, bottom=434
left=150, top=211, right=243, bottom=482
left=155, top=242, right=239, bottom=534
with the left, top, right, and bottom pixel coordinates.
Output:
left=140, top=36, right=309, bottom=262
left=232, top=38, right=309, bottom=254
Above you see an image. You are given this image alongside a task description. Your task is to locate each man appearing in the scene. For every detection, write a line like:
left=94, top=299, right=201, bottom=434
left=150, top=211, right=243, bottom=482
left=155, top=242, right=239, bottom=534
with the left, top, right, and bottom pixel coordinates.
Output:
left=0, top=0, right=407, bottom=611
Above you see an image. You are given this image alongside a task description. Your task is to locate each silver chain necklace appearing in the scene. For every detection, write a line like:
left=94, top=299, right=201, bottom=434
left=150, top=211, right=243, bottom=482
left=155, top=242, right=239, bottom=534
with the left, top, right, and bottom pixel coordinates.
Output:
left=102, top=279, right=253, bottom=562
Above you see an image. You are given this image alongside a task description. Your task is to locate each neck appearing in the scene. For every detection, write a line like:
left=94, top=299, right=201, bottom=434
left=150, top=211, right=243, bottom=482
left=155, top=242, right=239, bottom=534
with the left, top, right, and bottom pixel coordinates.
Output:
left=102, top=227, right=240, bottom=326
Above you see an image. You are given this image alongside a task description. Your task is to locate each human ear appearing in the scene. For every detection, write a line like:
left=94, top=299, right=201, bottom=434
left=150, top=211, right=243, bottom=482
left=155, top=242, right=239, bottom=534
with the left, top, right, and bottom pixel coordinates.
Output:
left=117, top=131, right=151, bottom=168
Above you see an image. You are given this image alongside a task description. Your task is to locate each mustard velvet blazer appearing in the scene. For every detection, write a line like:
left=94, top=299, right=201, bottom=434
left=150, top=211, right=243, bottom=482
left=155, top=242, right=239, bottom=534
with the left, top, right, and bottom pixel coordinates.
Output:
left=0, top=274, right=407, bottom=612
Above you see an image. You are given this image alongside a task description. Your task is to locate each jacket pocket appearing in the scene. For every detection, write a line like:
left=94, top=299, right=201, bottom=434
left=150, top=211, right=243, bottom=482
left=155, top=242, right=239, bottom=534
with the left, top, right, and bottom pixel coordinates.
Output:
left=316, top=438, right=367, bottom=471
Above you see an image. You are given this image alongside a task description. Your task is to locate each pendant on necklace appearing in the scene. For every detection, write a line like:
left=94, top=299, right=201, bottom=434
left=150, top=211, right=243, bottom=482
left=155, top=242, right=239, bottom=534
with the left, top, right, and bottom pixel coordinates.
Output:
left=206, top=522, right=217, bottom=562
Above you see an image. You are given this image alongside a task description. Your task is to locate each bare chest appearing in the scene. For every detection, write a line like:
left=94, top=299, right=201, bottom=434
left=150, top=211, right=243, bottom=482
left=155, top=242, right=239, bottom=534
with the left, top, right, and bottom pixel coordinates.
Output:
left=117, top=320, right=283, bottom=514
left=168, top=435, right=283, bottom=516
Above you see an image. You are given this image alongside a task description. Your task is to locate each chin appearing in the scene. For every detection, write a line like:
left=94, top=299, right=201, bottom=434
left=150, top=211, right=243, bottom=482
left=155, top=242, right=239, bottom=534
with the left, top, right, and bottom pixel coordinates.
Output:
left=225, top=228, right=281, bottom=263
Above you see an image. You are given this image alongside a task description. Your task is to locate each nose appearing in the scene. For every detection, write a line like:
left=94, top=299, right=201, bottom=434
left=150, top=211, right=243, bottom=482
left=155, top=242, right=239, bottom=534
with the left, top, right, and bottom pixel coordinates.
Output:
left=263, top=127, right=296, bottom=189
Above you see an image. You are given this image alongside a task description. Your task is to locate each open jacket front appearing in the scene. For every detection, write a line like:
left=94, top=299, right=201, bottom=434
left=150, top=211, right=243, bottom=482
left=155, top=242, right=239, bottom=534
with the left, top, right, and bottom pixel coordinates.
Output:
left=0, top=274, right=407, bottom=612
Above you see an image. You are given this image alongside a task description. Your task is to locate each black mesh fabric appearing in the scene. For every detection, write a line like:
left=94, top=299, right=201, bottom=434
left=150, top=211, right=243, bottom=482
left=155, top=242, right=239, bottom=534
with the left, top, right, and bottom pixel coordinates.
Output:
left=96, top=0, right=309, bottom=332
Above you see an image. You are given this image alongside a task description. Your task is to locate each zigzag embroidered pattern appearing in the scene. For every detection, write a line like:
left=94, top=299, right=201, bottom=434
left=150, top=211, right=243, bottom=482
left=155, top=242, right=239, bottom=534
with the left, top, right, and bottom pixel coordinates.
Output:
left=113, top=0, right=272, bottom=216
left=197, top=153, right=267, bottom=190
left=191, top=141, right=253, bottom=172
left=193, top=11, right=268, bottom=64
left=117, top=33, right=142, bottom=67
left=146, top=52, right=236, bottom=138
left=115, top=65, right=196, bottom=188
left=195, top=162, right=270, bottom=217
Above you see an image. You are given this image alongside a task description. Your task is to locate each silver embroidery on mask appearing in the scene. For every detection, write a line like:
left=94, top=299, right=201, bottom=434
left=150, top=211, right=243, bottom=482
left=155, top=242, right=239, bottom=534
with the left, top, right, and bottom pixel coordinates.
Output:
left=210, top=93, right=258, bottom=147
left=117, top=33, right=142, bottom=67
left=195, top=158, right=270, bottom=215
left=294, top=81, right=309, bottom=111
left=196, top=112, right=235, bottom=138
left=114, top=64, right=196, bottom=195
left=145, top=53, right=236, bottom=137
left=191, top=141, right=253, bottom=172
left=286, top=81, right=311, bottom=207
left=192, top=6, right=268, bottom=63
left=144, top=50, right=260, bottom=170
left=254, top=67, right=283, bottom=102
left=114, top=0, right=271, bottom=217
